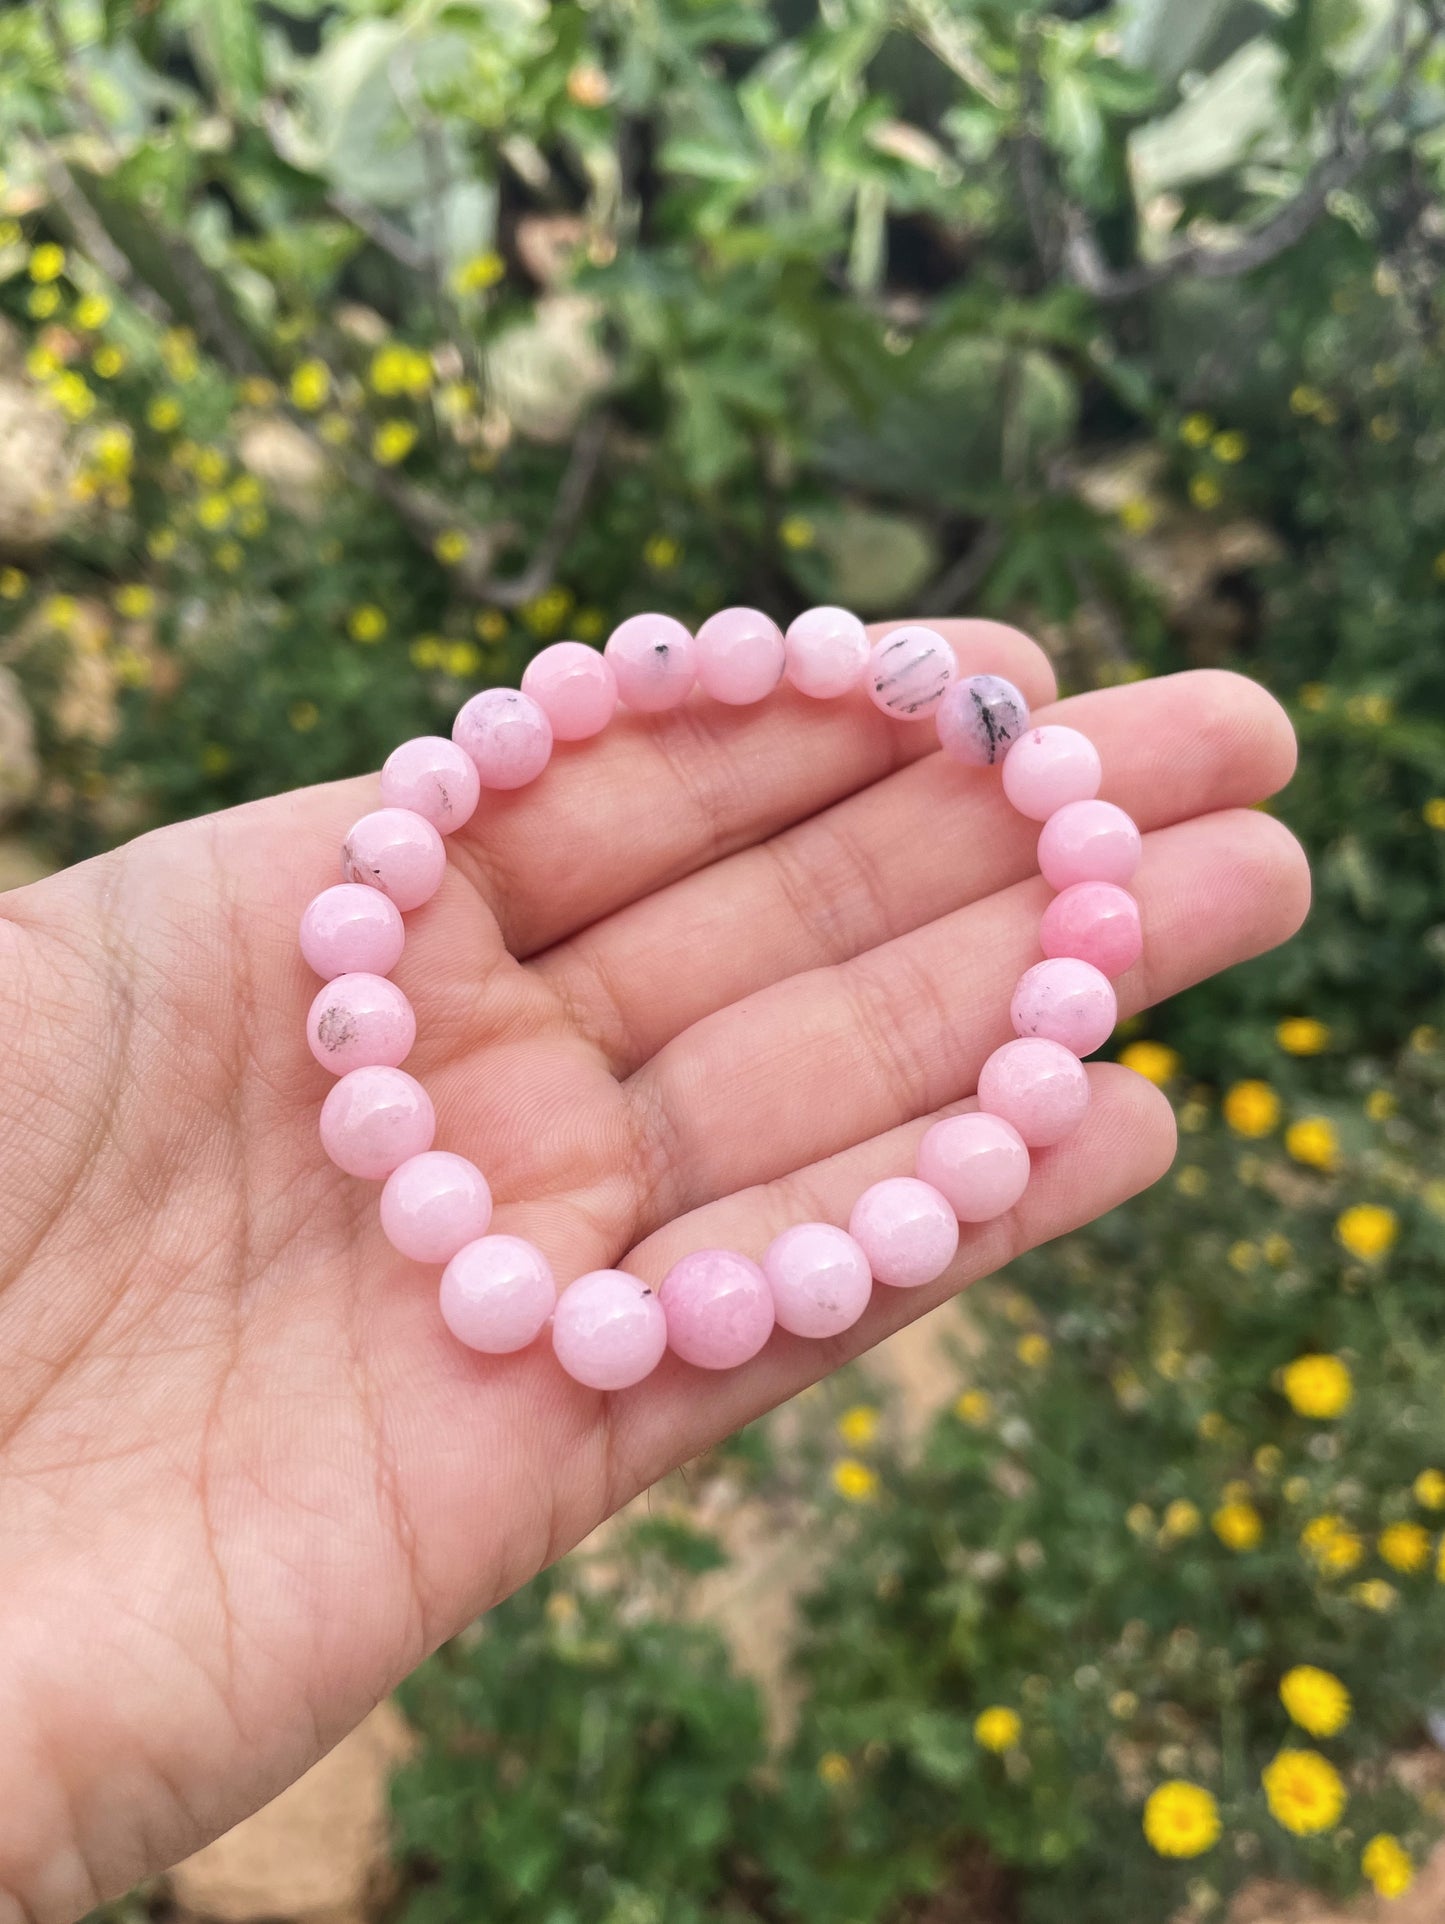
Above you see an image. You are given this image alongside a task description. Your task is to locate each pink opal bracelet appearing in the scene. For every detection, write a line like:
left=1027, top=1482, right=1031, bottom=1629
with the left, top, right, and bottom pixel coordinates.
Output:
left=300, top=609, right=1143, bottom=1391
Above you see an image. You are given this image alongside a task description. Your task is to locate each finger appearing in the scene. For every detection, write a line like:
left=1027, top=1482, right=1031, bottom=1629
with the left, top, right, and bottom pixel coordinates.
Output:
left=626, top=806, right=1309, bottom=1229
left=536, top=669, right=1297, bottom=1072
left=443, top=620, right=1056, bottom=955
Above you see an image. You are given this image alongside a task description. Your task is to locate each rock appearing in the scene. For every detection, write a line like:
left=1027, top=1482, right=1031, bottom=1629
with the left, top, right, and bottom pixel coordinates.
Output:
left=237, top=415, right=332, bottom=520
left=0, top=375, right=83, bottom=550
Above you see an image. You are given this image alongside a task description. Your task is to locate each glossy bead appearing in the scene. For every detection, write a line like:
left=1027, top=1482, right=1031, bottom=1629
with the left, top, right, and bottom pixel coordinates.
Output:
left=379, top=736, right=481, bottom=835
left=1037, top=799, right=1142, bottom=890
left=319, top=1065, right=434, bottom=1180
left=916, top=1113, right=1030, bottom=1222
left=452, top=688, right=554, bottom=790
left=866, top=625, right=957, bottom=721
left=694, top=607, right=786, bottom=705
left=783, top=606, right=869, bottom=699
left=521, top=641, right=618, bottom=741
left=604, top=613, right=696, bottom=713
left=380, top=1151, right=493, bottom=1264
left=341, top=807, right=447, bottom=911
left=762, top=1222, right=873, bottom=1338
left=936, top=674, right=1031, bottom=767
left=299, top=884, right=405, bottom=980
left=1011, top=957, right=1117, bottom=1057
left=306, top=972, right=416, bottom=1075
left=1001, top=725, right=1102, bottom=820
left=977, top=1038, right=1091, bottom=1149
left=440, top=1235, right=556, bottom=1354
left=1039, top=880, right=1142, bottom=978
left=552, top=1270, right=668, bottom=1391
left=848, top=1177, right=959, bottom=1289
left=659, top=1248, right=775, bottom=1369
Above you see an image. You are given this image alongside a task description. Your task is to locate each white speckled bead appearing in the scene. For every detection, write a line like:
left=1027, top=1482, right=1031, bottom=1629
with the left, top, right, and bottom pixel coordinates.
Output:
left=380, top=736, right=482, bottom=835
left=866, top=625, right=957, bottom=720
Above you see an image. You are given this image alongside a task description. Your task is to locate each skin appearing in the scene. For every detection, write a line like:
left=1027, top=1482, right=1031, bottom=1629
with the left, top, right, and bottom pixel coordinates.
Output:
left=0, top=620, right=1308, bottom=1920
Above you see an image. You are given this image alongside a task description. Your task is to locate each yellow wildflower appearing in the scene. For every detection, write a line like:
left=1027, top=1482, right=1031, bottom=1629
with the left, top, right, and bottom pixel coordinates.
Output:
left=0, top=567, right=26, bottom=600
left=1228, top=1241, right=1260, bottom=1274
left=369, top=344, right=432, bottom=399
left=91, top=344, right=125, bottom=379
left=289, top=360, right=331, bottom=412
left=1180, top=413, right=1213, bottom=446
left=90, top=426, right=133, bottom=479
left=1262, top=1750, right=1345, bottom=1836
left=1175, top=1165, right=1207, bottom=1197
left=644, top=534, right=680, bottom=571
left=1126, top=1503, right=1155, bottom=1537
left=372, top=419, right=418, bottom=465
left=28, top=286, right=61, bottom=319
left=1284, top=1475, right=1310, bottom=1504
left=1198, top=1412, right=1228, bottom=1441
left=196, top=493, right=231, bottom=531
left=1017, top=1333, right=1050, bottom=1369
left=289, top=699, right=319, bottom=732
left=1223, top=1081, right=1279, bottom=1138
left=42, top=595, right=77, bottom=630
left=837, top=1405, right=879, bottom=1449
left=817, top=1751, right=852, bottom=1787
left=348, top=604, right=388, bottom=644
left=1301, top=1515, right=1364, bottom=1575
left=1213, top=1501, right=1263, bottom=1552
left=780, top=514, right=815, bottom=549
left=114, top=584, right=155, bottom=620
left=1281, top=1355, right=1351, bottom=1420
left=49, top=371, right=94, bottom=420
left=147, top=395, right=183, bottom=432
left=1336, top=1204, right=1397, bottom=1261
left=1379, top=1523, right=1429, bottom=1574
left=1142, top=1781, right=1221, bottom=1858
left=1351, top=1579, right=1397, bottom=1612
left=28, top=242, right=66, bottom=283
left=974, top=1707, right=1022, bottom=1753
left=1284, top=1117, right=1337, bottom=1172
left=1264, top=1233, right=1292, bottom=1266
left=1162, top=1500, right=1201, bottom=1541
left=453, top=251, right=505, bottom=294
left=575, top=609, right=605, bottom=640
left=161, top=328, right=198, bottom=380
left=434, top=529, right=469, bottom=566
left=1299, top=681, right=1327, bottom=710
left=443, top=642, right=481, bottom=678
left=1279, top=1666, right=1350, bottom=1738
left=214, top=540, right=243, bottom=572
left=1362, top=1834, right=1413, bottom=1900
left=1212, top=430, right=1247, bottom=463
left=1109, top=1690, right=1138, bottom=1719
left=954, top=1389, right=992, bottom=1428
left=1118, top=496, right=1158, bottom=534
left=1425, top=798, right=1445, bottom=830
left=1277, top=1017, right=1330, bottom=1056
left=1119, top=1040, right=1180, bottom=1086
left=1254, top=1444, right=1283, bottom=1478
left=147, top=527, right=179, bottom=560
left=475, top=610, right=508, bottom=643
left=832, top=1458, right=878, bottom=1503
left=1188, top=474, right=1222, bottom=510
left=1414, top=1469, right=1445, bottom=1510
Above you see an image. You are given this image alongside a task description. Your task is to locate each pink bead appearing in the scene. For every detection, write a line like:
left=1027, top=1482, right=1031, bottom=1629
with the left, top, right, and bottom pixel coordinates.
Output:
left=1011, top=957, right=1117, bottom=1057
left=521, top=642, right=618, bottom=741
left=319, top=1065, right=434, bottom=1179
left=1037, top=799, right=1142, bottom=890
left=1039, top=880, right=1142, bottom=978
left=341, top=807, right=448, bottom=911
left=693, top=607, right=786, bottom=705
left=379, top=736, right=481, bottom=835
left=659, top=1248, right=775, bottom=1370
left=380, top=1151, right=494, bottom=1264
left=866, top=625, right=957, bottom=720
left=299, top=884, right=405, bottom=979
left=604, top=613, right=696, bottom=713
left=306, top=972, right=416, bottom=1075
left=848, top=1177, right=960, bottom=1289
left=783, top=606, right=869, bottom=699
left=976, top=1038, right=1091, bottom=1149
left=762, top=1222, right=873, bottom=1339
left=916, top=1113, right=1031, bottom=1222
left=452, top=688, right=554, bottom=790
left=936, top=674, right=1031, bottom=767
left=1001, top=726, right=1102, bottom=821
left=552, top=1270, right=668, bottom=1391
left=440, top=1235, right=557, bottom=1353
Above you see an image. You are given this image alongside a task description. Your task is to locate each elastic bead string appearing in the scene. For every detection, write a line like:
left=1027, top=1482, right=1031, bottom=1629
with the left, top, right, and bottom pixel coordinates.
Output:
left=298, top=610, right=1142, bottom=1391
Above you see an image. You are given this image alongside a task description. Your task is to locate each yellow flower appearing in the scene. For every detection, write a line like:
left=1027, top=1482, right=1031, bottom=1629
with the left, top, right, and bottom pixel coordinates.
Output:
left=954, top=1389, right=992, bottom=1428
left=444, top=642, right=481, bottom=678
left=91, top=426, right=134, bottom=479
left=1254, top=1444, right=1284, bottom=1478
left=1175, top=1164, right=1207, bottom=1197
left=1283, top=1117, right=1337, bottom=1172
left=49, top=371, right=94, bottom=420
left=1301, top=1515, right=1364, bottom=1575
left=1414, top=1469, right=1445, bottom=1510
left=644, top=534, right=680, bottom=571
left=1279, top=1666, right=1350, bottom=1738
left=1127, top=1502, right=1156, bottom=1537
left=453, top=251, right=505, bottom=294
left=0, top=567, right=26, bottom=600
left=1370, top=414, right=1399, bottom=443
left=434, top=529, right=469, bottom=565
left=575, top=608, right=605, bottom=640
left=1189, top=474, right=1222, bottom=510
left=289, top=699, right=319, bottom=732
left=522, top=588, right=572, bottom=638
left=114, top=584, right=155, bottom=620
left=0, top=218, right=20, bottom=248
left=837, top=1404, right=879, bottom=1449
left=348, top=604, right=388, bottom=644
left=410, top=636, right=444, bottom=670
left=28, top=285, right=61, bottom=318
left=1162, top=1499, right=1201, bottom=1541
left=1379, top=1523, right=1429, bottom=1574
left=1336, top=1204, right=1397, bottom=1261
left=1118, top=496, right=1158, bottom=534
left=1299, top=681, right=1327, bottom=710
left=1118, top=1040, right=1180, bottom=1086
left=1281, top=1355, right=1352, bottom=1420
left=1180, top=413, right=1214, bottom=446
left=817, top=1751, right=852, bottom=1787
left=1277, top=1017, right=1330, bottom=1056
left=372, top=419, right=418, bottom=465
left=91, top=344, right=125, bottom=379
left=161, top=328, right=198, bottom=380
left=289, top=360, right=331, bottom=411
left=1212, top=430, right=1247, bottom=463
left=974, top=1707, right=1022, bottom=1754
left=1228, top=1240, right=1260, bottom=1274
left=147, top=395, right=183, bottom=432
left=214, top=540, right=243, bottom=572
left=369, top=344, right=432, bottom=398
left=1262, top=1750, right=1345, bottom=1836
left=1351, top=1579, right=1397, bottom=1612
left=147, top=527, right=179, bottom=560
left=1264, top=1233, right=1292, bottom=1267
left=780, top=514, right=815, bottom=549
left=1109, top=1690, right=1138, bottom=1719
left=1365, top=1088, right=1397, bottom=1122
left=76, top=293, right=113, bottom=331
left=475, top=610, right=508, bottom=643
left=1198, top=1411, right=1228, bottom=1441
left=1017, top=1333, right=1050, bottom=1369
left=1423, top=798, right=1445, bottom=830
left=1362, top=1833, right=1413, bottom=1899
left=1223, top=1081, right=1279, bottom=1138
left=28, top=242, right=66, bottom=282
left=1142, top=1781, right=1221, bottom=1858
left=1213, top=1501, right=1263, bottom=1552
left=42, top=594, right=77, bottom=630
left=832, top=1458, right=878, bottom=1502
left=196, top=493, right=231, bottom=531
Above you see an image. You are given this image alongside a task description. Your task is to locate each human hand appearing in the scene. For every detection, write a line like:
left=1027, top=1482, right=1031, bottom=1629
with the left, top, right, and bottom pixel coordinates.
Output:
left=0, top=621, right=1306, bottom=1919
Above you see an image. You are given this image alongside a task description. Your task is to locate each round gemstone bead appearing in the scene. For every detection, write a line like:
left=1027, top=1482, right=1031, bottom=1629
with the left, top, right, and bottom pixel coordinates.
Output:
left=379, top=736, right=481, bottom=835
left=521, top=641, right=618, bottom=741
left=762, top=1222, right=873, bottom=1339
left=604, top=613, right=697, bottom=713
left=1010, top=957, right=1117, bottom=1057
left=783, top=606, right=869, bottom=699
left=659, top=1248, right=776, bottom=1369
left=916, top=1113, right=1031, bottom=1222
left=380, top=1151, right=494, bottom=1265
left=319, top=1065, right=434, bottom=1180
left=1037, top=799, right=1142, bottom=890
left=1039, top=880, right=1142, bottom=978
left=552, top=1269, right=669, bottom=1391
left=452, top=688, right=554, bottom=790
left=299, top=884, right=405, bottom=980
left=976, top=1038, right=1091, bottom=1149
left=306, top=971, right=416, bottom=1075
left=1000, top=725, right=1102, bottom=821
left=848, top=1176, right=959, bottom=1288
left=866, top=625, right=957, bottom=721
left=693, top=607, right=786, bottom=706
left=440, top=1235, right=556, bottom=1353
left=341, top=807, right=447, bottom=911
left=936, top=674, right=1031, bottom=767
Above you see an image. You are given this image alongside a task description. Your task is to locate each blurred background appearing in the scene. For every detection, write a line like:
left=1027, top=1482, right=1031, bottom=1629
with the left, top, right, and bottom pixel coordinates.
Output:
left=2, top=0, right=1444, bottom=1918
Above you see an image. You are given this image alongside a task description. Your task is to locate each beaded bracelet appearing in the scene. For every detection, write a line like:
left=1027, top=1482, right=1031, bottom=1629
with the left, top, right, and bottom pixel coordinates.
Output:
left=300, top=608, right=1142, bottom=1391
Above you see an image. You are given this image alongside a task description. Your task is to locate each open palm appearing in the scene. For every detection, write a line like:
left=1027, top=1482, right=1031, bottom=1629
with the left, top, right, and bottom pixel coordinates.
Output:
left=0, top=620, right=1306, bottom=1920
